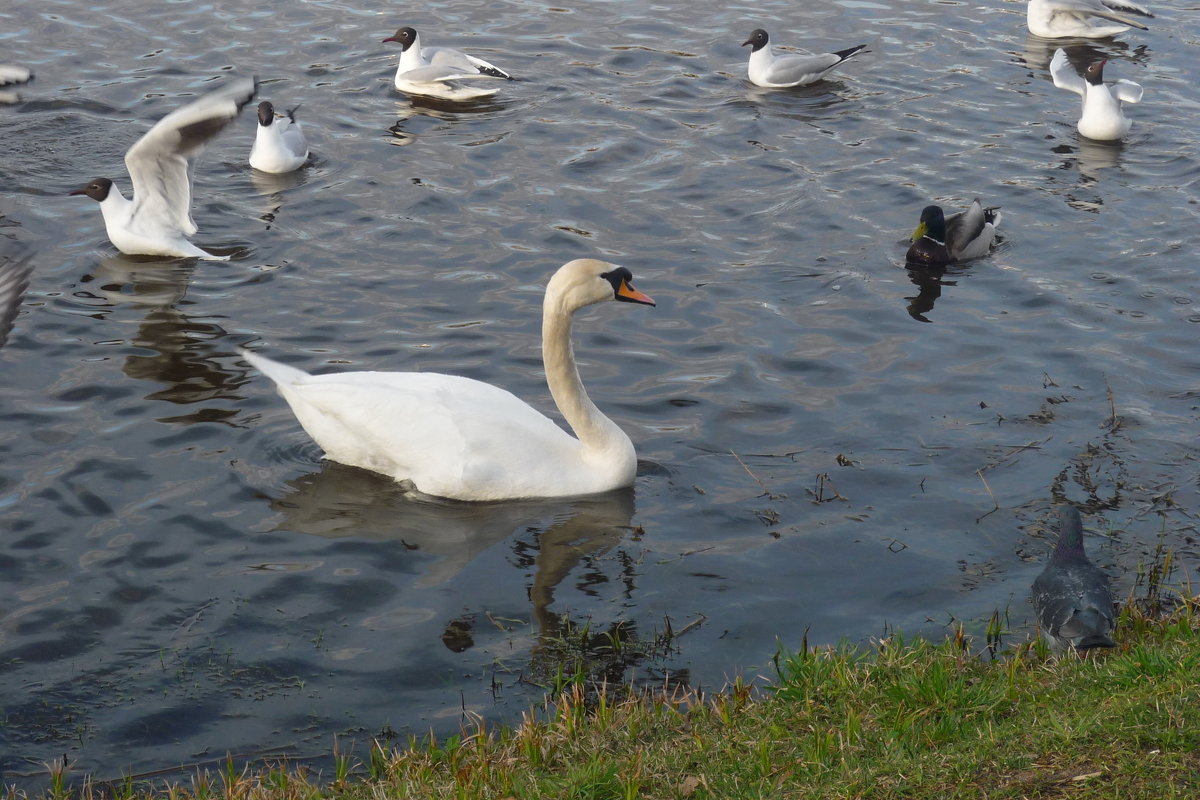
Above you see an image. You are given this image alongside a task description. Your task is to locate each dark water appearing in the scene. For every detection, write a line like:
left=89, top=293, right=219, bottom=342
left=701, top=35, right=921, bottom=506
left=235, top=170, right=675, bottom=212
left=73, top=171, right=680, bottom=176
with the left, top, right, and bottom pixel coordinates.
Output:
left=2, top=0, right=1198, bottom=787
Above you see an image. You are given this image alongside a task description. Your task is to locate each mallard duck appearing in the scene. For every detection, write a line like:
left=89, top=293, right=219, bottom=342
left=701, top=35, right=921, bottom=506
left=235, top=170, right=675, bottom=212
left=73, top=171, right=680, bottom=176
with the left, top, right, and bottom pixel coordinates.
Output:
left=741, top=29, right=866, bottom=88
left=905, top=199, right=1001, bottom=268
left=1050, top=48, right=1142, bottom=141
left=1027, top=0, right=1152, bottom=39
left=1032, top=506, right=1116, bottom=650
left=242, top=259, right=656, bottom=502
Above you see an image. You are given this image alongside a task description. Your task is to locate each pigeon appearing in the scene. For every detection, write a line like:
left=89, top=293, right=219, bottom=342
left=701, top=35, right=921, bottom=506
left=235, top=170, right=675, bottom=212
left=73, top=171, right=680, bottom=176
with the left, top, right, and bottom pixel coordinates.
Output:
left=69, top=77, right=258, bottom=260
left=741, top=29, right=866, bottom=88
left=382, top=26, right=511, bottom=101
left=905, top=199, right=1001, bottom=268
left=1049, top=48, right=1142, bottom=141
left=1027, top=0, right=1152, bottom=39
left=1032, top=505, right=1117, bottom=650
left=249, top=100, right=309, bottom=174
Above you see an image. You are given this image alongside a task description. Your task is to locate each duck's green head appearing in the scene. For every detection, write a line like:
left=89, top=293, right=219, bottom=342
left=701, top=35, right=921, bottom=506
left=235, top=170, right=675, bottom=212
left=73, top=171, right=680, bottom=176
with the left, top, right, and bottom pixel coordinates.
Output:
left=912, top=205, right=946, bottom=244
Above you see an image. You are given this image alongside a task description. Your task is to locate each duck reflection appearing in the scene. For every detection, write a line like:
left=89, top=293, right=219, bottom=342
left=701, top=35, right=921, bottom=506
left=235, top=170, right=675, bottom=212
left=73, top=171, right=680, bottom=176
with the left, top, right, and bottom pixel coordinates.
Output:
left=903, top=264, right=957, bottom=324
left=85, top=254, right=240, bottom=420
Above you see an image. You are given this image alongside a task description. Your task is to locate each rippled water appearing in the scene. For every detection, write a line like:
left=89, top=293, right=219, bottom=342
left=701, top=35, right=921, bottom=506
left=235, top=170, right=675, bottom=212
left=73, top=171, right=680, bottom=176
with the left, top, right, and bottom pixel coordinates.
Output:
left=2, top=0, right=1198, bottom=787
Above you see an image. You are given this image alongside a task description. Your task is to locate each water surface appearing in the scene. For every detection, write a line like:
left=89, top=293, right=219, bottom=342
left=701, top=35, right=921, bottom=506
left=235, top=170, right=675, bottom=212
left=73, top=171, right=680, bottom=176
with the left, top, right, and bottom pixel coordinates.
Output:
left=2, top=0, right=1198, bottom=787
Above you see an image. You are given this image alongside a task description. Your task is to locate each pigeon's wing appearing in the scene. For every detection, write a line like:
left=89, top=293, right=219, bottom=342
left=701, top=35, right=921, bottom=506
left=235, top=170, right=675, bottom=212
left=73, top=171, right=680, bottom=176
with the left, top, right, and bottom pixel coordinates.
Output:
left=124, top=77, right=257, bottom=237
left=1112, top=79, right=1143, bottom=104
left=1049, top=49, right=1086, bottom=97
left=0, top=245, right=34, bottom=348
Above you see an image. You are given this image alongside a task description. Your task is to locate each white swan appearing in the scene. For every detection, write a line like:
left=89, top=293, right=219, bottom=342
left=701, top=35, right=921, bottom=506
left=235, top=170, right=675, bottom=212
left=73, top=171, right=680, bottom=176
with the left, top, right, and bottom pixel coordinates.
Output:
left=1050, top=48, right=1142, bottom=141
left=242, top=259, right=656, bottom=501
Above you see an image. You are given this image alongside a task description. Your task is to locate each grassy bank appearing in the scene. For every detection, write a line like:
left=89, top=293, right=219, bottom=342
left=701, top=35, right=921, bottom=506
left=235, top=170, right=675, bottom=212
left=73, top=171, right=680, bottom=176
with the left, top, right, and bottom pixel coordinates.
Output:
left=19, top=598, right=1200, bottom=800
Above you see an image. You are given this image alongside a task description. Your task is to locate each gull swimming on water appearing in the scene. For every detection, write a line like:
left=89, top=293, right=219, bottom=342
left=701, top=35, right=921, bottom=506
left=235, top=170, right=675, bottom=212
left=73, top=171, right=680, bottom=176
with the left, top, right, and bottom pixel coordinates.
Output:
left=241, top=259, right=655, bottom=502
left=382, top=26, right=512, bottom=102
left=249, top=100, right=309, bottom=174
left=741, top=29, right=867, bottom=88
left=1032, top=505, right=1117, bottom=650
left=1027, top=0, right=1152, bottom=39
left=70, top=77, right=258, bottom=260
left=1049, top=48, right=1142, bottom=141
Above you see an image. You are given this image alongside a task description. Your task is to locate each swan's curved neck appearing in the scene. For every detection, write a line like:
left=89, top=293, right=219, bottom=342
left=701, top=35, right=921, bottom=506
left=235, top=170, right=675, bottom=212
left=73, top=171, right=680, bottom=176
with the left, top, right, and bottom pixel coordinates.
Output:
left=542, top=301, right=630, bottom=456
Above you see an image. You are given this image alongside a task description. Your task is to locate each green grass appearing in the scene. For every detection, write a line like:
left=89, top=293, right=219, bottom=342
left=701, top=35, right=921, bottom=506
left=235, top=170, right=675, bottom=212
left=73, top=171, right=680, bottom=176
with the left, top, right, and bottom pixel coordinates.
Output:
left=14, top=597, right=1200, bottom=800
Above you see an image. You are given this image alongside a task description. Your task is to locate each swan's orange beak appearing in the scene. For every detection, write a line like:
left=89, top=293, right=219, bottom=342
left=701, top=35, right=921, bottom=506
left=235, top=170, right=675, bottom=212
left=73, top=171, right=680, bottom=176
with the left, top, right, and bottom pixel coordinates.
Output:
left=616, top=279, right=655, bottom=306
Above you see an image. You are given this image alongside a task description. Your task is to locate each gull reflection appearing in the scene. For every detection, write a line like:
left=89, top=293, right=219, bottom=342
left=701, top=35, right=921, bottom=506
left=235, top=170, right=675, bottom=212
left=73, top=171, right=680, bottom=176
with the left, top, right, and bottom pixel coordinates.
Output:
left=250, top=168, right=308, bottom=230
left=86, top=254, right=239, bottom=418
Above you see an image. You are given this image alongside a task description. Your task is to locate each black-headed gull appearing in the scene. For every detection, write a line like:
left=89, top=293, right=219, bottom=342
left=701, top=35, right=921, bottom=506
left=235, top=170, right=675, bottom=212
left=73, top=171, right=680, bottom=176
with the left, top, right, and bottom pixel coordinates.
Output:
left=741, top=29, right=866, bottom=88
left=249, top=101, right=309, bottom=174
left=906, top=199, right=1001, bottom=268
left=0, top=245, right=34, bottom=348
left=1032, top=506, right=1116, bottom=650
left=382, top=26, right=512, bottom=102
left=1050, top=48, right=1142, bottom=141
left=1027, top=0, right=1152, bottom=39
left=70, top=77, right=258, bottom=260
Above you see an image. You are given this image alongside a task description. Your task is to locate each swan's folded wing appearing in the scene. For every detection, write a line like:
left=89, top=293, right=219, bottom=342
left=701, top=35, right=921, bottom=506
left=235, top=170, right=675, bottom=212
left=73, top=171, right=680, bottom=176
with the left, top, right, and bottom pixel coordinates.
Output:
left=1112, top=79, right=1143, bottom=103
left=125, top=77, right=257, bottom=237
left=1049, top=49, right=1086, bottom=97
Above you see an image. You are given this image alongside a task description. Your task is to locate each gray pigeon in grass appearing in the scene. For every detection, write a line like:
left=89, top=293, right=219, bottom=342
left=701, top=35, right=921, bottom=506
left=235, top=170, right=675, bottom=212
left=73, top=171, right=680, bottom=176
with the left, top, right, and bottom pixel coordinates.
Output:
left=1032, top=505, right=1116, bottom=650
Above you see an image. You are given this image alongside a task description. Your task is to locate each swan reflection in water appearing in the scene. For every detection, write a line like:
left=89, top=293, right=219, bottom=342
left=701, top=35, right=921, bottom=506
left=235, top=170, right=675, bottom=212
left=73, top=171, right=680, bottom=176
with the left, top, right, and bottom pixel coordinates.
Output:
left=266, top=464, right=673, bottom=685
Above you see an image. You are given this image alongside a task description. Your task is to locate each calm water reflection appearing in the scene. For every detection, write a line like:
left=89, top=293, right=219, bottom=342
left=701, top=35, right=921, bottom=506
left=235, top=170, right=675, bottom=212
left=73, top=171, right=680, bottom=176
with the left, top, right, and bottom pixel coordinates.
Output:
left=2, top=0, right=1198, bottom=788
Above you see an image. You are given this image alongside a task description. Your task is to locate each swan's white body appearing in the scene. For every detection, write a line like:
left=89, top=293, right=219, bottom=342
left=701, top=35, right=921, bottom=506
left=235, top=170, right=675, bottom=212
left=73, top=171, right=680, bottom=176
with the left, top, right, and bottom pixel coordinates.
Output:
left=243, top=259, right=655, bottom=501
left=1050, top=48, right=1142, bottom=141
left=249, top=102, right=309, bottom=174
left=384, top=26, right=510, bottom=102
left=742, top=29, right=866, bottom=88
left=1027, top=0, right=1152, bottom=38
left=71, top=78, right=257, bottom=260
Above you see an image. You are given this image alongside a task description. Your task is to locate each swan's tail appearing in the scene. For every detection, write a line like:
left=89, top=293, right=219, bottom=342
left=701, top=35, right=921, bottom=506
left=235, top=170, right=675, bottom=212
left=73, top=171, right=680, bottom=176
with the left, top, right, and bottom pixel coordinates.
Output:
left=240, top=348, right=311, bottom=387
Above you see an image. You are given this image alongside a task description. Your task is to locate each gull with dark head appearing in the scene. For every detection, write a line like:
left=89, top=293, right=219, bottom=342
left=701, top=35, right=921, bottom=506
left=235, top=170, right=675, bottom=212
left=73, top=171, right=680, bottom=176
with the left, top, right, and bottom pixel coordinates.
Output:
left=250, top=100, right=309, bottom=174
left=1050, top=48, right=1142, bottom=141
left=70, top=77, right=258, bottom=260
left=741, top=29, right=866, bottom=88
left=382, top=26, right=512, bottom=102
